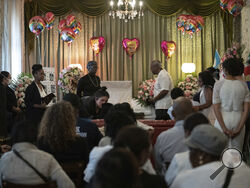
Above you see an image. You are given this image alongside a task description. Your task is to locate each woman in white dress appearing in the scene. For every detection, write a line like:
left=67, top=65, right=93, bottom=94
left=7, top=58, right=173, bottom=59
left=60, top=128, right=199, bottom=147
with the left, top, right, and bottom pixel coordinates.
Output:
left=213, top=58, right=250, bottom=151
left=193, top=71, right=215, bottom=124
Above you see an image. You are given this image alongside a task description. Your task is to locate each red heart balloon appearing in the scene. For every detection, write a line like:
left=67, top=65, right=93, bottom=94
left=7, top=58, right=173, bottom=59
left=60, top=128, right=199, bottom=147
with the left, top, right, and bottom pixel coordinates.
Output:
left=161, top=41, right=176, bottom=59
left=122, top=38, right=140, bottom=58
left=90, top=37, right=105, bottom=55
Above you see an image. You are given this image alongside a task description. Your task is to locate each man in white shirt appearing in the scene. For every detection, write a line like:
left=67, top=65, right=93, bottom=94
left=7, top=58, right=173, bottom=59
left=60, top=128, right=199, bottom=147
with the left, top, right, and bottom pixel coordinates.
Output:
left=165, top=112, right=210, bottom=186
left=150, top=60, right=173, bottom=120
left=170, top=125, right=250, bottom=188
left=154, top=97, right=193, bottom=175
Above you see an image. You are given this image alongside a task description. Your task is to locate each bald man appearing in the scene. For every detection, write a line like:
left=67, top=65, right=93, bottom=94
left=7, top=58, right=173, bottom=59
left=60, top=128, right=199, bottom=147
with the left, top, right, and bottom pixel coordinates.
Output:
left=154, top=97, right=193, bottom=175
left=150, top=60, right=173, bottom=120
left=77, top=61, right=101, bottom=98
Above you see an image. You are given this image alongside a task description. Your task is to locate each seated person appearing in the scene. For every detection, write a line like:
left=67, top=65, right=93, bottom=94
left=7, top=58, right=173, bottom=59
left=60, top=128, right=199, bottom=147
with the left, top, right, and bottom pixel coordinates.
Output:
left=165, top=113, right=209, bottom=186
left=84, top=111, right=135, bottom=182
left=37, top=101, right=89, bottom=163
left=114, top=127, right=168, bottom=188
left=89, top=148, right=138, bottom=188
left=0, top=120, right=74, bottom=187
left=98, top=103, right=153, bottom=146
left=167, top=88, right=184, bottom=120
left=171, top=125, right=250, bottom=188
left=63, top=93, right=103, bottom=151
left=154, top=97, right=193, bottom=175
left=80, top=87, right=109, bottom=119
left=84, top=111, right=156, bottom=183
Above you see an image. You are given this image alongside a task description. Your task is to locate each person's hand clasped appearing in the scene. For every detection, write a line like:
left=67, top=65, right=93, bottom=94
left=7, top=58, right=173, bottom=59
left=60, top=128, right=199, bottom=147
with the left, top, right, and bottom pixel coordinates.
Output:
left=15, top=107, right=21, bottom=113
left=231, top=128, right=241, bottom=138
left=222, top=127, right=233, bottom=137
left=148, top=98, right=155, bottom=105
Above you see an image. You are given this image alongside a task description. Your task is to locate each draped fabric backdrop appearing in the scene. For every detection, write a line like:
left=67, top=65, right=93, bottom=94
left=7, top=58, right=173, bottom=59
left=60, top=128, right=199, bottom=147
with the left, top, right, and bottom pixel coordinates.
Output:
left=24, top=0, right=233, bottom=96
left=1, top=0, right=24, bottom=79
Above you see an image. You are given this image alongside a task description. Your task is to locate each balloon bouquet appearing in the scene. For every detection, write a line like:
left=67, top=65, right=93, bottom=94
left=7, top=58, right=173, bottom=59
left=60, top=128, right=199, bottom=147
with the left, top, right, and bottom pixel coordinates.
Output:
left=29, top=12, right=55, bottom=37
left=220, top=0, right=244, bottom=17
left=58, top=14, right=82, bottom=45
left=176, top=14, right=205, bottom=37
left=29, top=12, right=55, bottom=64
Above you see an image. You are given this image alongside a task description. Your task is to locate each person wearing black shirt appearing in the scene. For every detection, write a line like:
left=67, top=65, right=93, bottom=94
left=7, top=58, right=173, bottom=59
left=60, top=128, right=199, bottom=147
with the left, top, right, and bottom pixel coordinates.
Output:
left=114, top=127, right=168, bottom=188
left=81, top=87, right=110, bottom=119
left=77, top=61, right=101, bottom=97
left=37, top=101, right=89, bottom=163
left=1, top=71, right=21, bottom=132
left=24, top=64, right=47, bottom=125
left=63, top=93, right=103, bottom=151
left=0, top=74, right=7, bottom=140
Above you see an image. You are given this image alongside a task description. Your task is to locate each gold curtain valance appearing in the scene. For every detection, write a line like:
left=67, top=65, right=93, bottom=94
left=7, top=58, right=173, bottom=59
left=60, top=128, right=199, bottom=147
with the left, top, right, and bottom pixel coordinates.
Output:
left=34, top=0, right=221, bottom=17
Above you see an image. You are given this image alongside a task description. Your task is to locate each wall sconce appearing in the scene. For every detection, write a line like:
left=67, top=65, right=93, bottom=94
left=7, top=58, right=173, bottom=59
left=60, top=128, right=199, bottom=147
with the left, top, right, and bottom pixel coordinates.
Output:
left=181, top=63, right=196, bottom=73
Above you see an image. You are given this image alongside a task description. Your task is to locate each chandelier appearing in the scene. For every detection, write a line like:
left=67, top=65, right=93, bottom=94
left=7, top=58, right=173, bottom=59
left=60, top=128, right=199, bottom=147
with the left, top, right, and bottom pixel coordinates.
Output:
left=109, top=0, right=144, bottom=22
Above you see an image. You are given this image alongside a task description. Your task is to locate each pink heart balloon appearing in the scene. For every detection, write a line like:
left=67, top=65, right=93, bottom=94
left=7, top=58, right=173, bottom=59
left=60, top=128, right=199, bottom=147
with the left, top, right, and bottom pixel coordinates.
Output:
left=161, top=41, right=176, bottom=59
left=90, top=37, right=105, bottom=55
left=122, top=38, right=140, bottom=58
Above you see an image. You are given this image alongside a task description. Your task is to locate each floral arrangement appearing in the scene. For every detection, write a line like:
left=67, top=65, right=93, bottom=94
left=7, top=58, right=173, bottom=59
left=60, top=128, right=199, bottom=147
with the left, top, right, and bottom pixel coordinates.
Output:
left=221, top=42, right=243, bottom=63
left=177, top=75, right=199, bottom=98
left=135, top=79, right=155, bottom=107
left=11, top=73, right=34, bottom=108
left=58, top=66, right=83, bottom=94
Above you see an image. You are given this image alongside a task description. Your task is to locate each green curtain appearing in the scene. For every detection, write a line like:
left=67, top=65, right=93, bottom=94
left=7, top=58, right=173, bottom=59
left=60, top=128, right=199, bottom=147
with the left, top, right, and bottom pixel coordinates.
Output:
left=25, top=9, right=232, bottom=96
left=35, top=0, right=221, bottom=17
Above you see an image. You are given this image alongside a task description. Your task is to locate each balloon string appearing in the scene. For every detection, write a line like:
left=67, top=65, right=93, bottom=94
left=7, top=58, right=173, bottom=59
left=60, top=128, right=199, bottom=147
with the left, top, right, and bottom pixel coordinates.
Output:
left=43, top=30, right=47, bottom=66
left=37, top=35, right=42, bottom=65
left=68, top=44, right=71, bottom=65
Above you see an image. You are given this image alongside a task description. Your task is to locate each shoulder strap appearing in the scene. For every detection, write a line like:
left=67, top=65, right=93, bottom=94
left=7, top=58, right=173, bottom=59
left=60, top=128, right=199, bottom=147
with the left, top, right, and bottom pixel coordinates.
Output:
left=13, top=149, right=49, bottom=183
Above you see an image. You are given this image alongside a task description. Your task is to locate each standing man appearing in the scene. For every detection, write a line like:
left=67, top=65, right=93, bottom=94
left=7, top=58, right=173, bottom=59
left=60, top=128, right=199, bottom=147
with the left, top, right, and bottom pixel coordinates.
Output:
left=150, top=60, right=173, bottom=120
left=77, top=61, right=101, bottom=98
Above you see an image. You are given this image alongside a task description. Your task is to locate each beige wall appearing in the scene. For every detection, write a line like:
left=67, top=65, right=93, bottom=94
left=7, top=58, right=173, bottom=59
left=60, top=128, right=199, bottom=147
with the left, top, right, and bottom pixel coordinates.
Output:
left=241, top=0, right=250, bottom=60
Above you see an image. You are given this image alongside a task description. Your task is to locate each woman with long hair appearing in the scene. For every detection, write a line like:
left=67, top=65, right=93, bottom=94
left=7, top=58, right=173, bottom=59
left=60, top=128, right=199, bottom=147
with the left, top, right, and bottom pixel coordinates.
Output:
left=213, top=58, right=249, bottom=151
left=37, top=101, right=89, bottom=163
left=193, top=71, right=215, bottom=124
left=80, top=87, right=110, bottom=119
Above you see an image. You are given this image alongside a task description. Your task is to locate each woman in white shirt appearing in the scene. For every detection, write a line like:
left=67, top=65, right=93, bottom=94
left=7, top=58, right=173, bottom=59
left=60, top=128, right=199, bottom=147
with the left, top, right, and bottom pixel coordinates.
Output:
left=213, top=58, right=250, bottom=151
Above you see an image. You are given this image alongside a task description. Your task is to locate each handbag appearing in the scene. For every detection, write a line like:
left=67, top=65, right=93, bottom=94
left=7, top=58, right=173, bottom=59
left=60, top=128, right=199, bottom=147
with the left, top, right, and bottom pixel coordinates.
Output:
left=1, top=149, right=57, bottom=188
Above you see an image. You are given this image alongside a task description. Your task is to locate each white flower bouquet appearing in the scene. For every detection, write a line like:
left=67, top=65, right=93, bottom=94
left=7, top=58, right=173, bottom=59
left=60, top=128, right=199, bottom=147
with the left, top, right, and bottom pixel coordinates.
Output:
left=58, top=66, right=83, bottom=94
left=11, top=73, right=34, bottom=109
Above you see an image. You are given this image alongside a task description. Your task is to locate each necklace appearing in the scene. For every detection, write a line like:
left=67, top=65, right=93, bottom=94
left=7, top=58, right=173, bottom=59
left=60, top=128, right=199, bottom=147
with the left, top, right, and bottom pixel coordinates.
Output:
left=88, top=74, right=99, bottom=87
